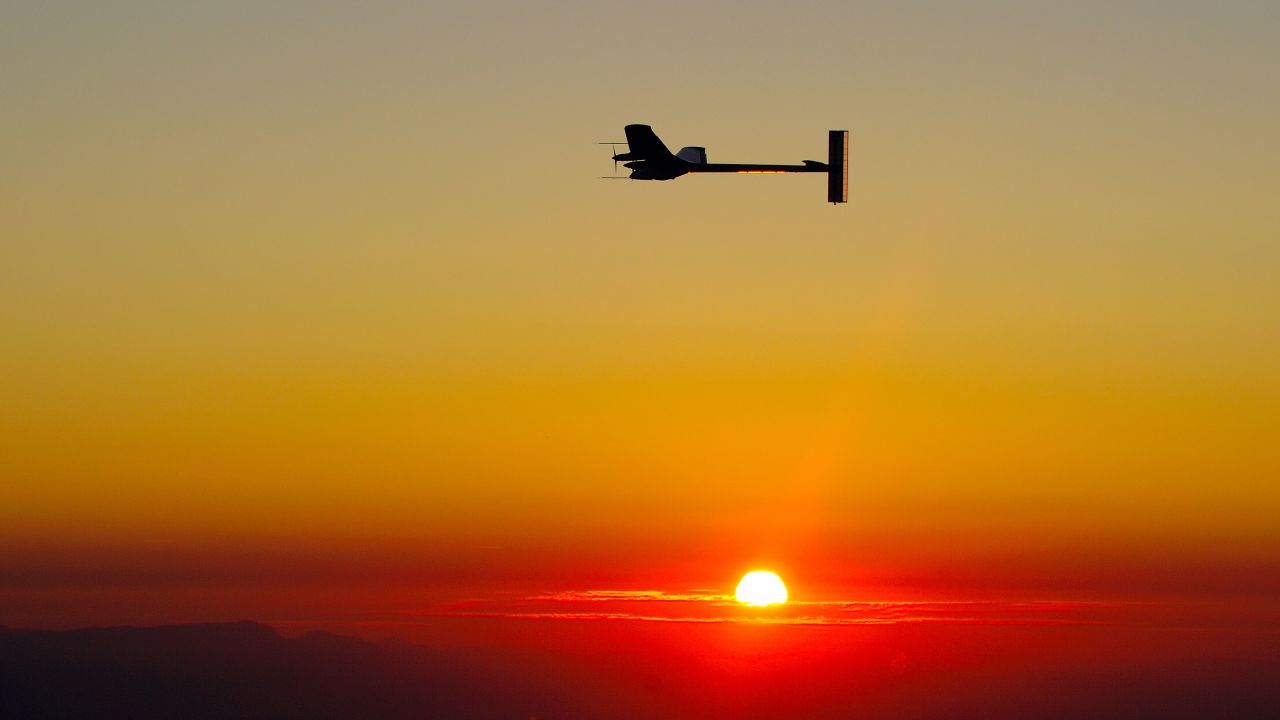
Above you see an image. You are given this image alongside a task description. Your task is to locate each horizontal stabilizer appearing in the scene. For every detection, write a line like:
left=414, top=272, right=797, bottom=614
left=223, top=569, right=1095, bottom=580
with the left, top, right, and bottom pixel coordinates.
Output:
left=827, top=130, right=848, bottom=204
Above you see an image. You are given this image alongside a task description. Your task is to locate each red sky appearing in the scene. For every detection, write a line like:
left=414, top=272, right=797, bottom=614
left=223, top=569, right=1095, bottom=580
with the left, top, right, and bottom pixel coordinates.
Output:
left=3, top=2, right=1279, bottom=716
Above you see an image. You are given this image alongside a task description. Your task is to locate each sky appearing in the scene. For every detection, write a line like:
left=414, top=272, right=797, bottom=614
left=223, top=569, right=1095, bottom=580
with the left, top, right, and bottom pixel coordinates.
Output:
left=3, top=2, right=1280, bottom=698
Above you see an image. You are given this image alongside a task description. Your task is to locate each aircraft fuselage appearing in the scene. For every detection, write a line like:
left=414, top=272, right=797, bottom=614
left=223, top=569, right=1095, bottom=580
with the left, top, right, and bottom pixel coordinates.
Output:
left=619, top=158, right=827, bottom=181
left=607, top=124, right=848, bottom=203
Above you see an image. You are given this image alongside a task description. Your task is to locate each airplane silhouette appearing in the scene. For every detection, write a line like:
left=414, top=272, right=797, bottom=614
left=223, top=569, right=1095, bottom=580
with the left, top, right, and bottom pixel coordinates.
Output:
left=603, top=124, right=848, bottom=203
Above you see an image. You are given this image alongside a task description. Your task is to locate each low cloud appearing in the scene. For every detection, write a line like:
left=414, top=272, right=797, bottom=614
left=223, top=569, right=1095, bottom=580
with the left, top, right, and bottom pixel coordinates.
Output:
left=399, top=590, right=1133, bottom=626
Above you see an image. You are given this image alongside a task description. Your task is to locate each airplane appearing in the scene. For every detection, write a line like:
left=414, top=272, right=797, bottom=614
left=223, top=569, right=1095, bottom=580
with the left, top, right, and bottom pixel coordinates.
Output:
left=602, top=124, right=848, bottom=204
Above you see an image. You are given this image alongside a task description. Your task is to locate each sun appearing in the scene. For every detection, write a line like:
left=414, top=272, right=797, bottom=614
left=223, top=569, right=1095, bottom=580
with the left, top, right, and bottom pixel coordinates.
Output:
left=735, top=570, right=788, bottom=606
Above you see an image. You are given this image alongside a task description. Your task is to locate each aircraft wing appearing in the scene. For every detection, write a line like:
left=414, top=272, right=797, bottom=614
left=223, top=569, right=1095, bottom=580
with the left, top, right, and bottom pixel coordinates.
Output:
left=623, top=124, right=674, bottom=160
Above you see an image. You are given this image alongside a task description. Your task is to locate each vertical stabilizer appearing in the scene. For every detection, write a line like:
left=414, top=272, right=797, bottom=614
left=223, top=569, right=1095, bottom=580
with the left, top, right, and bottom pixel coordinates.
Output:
left=827, top=130, right=848, bottom=204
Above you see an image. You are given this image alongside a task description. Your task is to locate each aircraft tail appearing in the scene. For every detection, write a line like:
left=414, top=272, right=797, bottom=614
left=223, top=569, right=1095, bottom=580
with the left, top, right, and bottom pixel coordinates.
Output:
left=827, top=130, right=848, bottom=204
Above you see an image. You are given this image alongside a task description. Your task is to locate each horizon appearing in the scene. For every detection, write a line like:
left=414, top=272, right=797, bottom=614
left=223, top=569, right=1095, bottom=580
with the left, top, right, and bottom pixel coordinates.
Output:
left=3, top=1, right=1278, bottom=717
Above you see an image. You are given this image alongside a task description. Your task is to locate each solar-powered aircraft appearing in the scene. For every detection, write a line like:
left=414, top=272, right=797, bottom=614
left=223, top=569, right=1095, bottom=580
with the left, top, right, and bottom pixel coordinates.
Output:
left=602, top=124, right=848, bottom=204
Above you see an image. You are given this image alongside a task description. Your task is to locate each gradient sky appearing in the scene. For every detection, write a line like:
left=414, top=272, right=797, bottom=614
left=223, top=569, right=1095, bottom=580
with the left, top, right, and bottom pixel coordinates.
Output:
left=3, top=1, right=1279, bottom=629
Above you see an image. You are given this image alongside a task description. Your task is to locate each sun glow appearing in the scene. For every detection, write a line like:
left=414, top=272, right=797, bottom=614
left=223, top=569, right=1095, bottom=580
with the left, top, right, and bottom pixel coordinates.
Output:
left=735, top=571, right=788, bottom=606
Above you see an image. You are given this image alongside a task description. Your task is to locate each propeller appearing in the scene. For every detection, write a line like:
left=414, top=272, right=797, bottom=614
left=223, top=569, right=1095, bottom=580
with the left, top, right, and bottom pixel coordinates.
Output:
left=598, top=142, right=626, bottom=176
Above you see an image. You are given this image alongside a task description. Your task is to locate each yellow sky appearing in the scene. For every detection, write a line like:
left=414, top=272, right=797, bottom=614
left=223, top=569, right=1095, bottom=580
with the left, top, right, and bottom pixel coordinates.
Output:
left=2, top=2, right=1278, bottom=592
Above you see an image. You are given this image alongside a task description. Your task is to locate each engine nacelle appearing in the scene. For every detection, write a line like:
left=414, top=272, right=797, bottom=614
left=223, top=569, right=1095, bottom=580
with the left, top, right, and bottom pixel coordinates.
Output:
left=676, top=146, right=707, bottom=164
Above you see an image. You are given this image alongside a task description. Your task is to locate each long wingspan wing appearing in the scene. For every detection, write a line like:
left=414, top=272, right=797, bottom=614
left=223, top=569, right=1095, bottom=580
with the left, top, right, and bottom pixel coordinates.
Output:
left=623, top=124, right=673, bottom=160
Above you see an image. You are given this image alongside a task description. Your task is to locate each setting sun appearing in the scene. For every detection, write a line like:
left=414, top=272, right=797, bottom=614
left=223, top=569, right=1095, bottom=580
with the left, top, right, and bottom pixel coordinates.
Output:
left=735, top=571, right=788, bottom=606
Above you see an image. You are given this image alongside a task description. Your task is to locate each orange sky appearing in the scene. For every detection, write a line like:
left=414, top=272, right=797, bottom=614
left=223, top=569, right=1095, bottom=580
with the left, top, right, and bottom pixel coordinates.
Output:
left=2, top=3, right=1279, bottom=632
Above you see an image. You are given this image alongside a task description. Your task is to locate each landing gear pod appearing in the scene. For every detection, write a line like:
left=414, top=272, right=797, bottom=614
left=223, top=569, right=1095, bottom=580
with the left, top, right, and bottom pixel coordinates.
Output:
left=828, top=130, right=848, bottom=204
left=676, top=146, right=708, bottom=164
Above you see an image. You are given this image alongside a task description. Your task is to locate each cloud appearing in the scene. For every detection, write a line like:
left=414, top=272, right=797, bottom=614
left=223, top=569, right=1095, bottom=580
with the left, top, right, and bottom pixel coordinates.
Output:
left=397, top=590, right=1135, bottom=626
